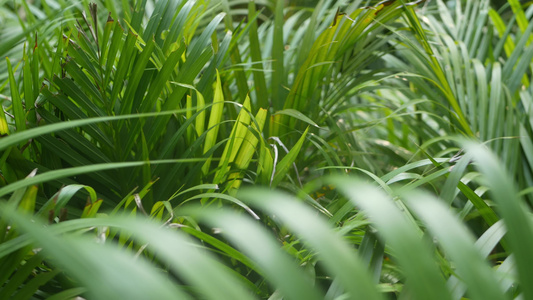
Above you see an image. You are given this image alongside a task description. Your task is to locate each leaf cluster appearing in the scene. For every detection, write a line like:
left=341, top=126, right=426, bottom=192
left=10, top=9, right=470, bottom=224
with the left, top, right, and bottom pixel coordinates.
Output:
left=0, top=0, right=532, bottom=299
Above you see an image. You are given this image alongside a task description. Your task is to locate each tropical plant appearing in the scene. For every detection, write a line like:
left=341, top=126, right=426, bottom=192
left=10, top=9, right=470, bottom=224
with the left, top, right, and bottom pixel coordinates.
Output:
left=0, top=141, right=531, bottom=299
left=0, top=0, right=532, bottom=299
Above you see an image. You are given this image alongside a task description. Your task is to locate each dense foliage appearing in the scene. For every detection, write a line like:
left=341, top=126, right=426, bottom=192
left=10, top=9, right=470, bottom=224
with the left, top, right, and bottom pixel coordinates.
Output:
left=1, top=0, right=533, bottom=299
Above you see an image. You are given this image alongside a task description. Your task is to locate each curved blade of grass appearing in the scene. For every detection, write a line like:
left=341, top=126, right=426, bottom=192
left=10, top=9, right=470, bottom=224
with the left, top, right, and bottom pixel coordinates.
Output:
left=0, top=205, right=190, bottom=300
left=334, top=176, right=452, bottom=300
left=238, top=188, right=384, bottom=300
left=178, top=226, right=256, bottom=271
left=448, top=220, right=508, bottom=299
left=45, top=288, right=87, bottom=300
left=0, top=158, right=204, bottom=198
left=189, top=208, right=324, bottom=300
left=404, top=190, right=506, bottom=300
left=0, top=108, right=190, bottom=152
left=273, top=109, right=320, bottom=128
left=178, top=192, right=259, bottom=220
left=465, top=141, right=533, bottom=299
left=115, top=217, right=254, bottom=300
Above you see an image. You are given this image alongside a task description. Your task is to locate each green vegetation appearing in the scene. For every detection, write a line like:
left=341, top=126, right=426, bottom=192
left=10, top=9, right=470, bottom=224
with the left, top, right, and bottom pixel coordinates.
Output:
left=0, top=0, right=532, bottom=298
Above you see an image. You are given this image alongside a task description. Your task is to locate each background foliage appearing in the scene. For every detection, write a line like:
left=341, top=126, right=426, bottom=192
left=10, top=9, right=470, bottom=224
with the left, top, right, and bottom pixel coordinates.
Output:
left=1, top=0, right=532, bottom=299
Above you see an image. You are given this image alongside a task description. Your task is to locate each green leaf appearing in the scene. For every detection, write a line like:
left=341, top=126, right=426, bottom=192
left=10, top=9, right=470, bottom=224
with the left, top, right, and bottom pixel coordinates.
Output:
left=465, top=141, right=533, bottom=299
left=238, top=188, right=384, bottom=300
left=227, top=108, right=267, bottom=190
left=190, top=208, right=324, bottom=300
left=272, top=127, right=309, bottom=187
left=202, top=70, right=225, bottom=175
left=335, top=177, right=452, bottom=300
left=0, top=206, right=190, bottom=299
left=247, top=1, right=269, bottom=110
left=0, top=159, right=203, bottom=199
left=273, top=109, right=320, bottom=128
left=271, top=0, right=286, bottom=110
left=6, top=58, right=25, bottom=133
left=214, top=96, right=253, bottom=183
left=404, top=190, right=506, bottom=300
